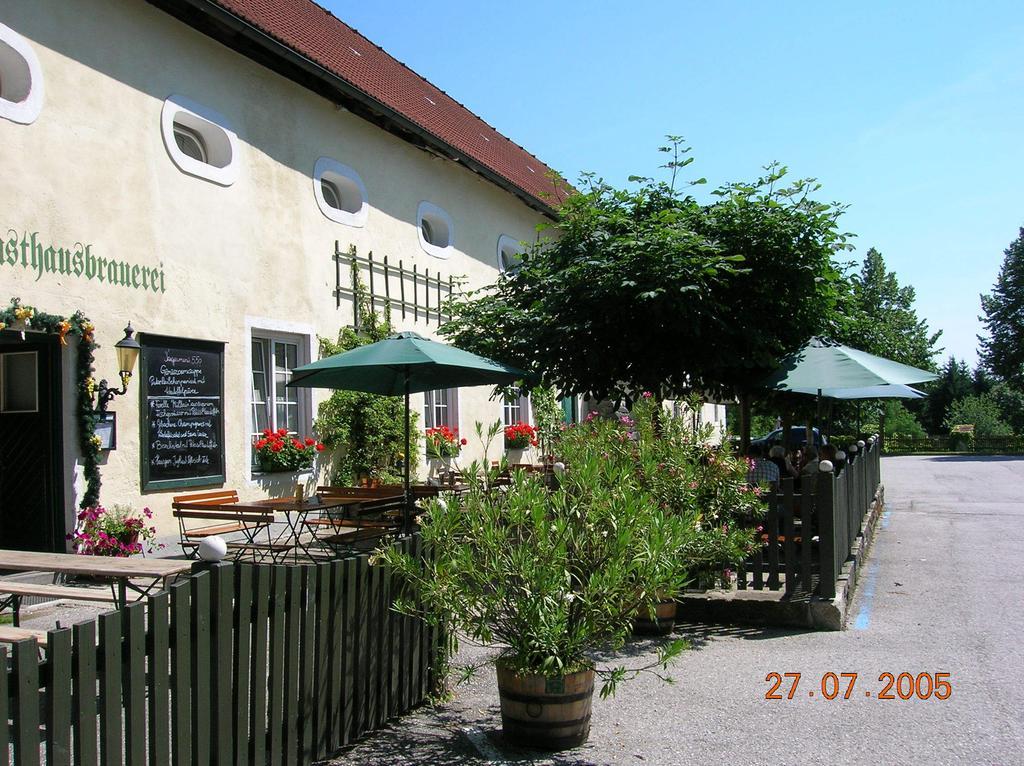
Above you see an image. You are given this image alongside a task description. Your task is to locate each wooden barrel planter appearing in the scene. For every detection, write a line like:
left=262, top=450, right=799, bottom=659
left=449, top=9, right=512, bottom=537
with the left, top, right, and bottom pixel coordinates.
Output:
left=496, top=664, right=595, bottom=750
left=632, top=598, right=677, bottom=636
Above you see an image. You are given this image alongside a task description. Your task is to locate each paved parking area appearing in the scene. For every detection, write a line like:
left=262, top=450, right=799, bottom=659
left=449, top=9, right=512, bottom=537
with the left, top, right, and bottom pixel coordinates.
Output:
left=326, top=455, right=1024, bottom=765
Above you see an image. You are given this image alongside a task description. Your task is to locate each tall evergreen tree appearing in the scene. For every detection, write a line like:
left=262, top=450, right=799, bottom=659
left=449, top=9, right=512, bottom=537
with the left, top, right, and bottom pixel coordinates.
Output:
left=834, top=247, right=941, bottom=369
left=979, top=228, right=1024, bottom=386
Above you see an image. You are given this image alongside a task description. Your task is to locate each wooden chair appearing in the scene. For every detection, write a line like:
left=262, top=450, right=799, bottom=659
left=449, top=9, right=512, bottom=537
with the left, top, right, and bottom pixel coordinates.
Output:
left=309, top=487, right=406, bottom=554
left=172, top=490, right=286, bottom=562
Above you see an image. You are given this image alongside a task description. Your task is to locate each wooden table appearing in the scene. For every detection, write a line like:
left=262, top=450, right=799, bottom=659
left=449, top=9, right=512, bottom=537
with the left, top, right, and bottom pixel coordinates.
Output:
left=0, top=549, right=193, bottom=608
left=234, top=495, right=402, bottom=561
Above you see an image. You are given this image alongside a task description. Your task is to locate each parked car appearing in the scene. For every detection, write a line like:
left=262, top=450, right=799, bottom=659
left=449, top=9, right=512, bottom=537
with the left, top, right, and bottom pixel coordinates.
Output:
left=751, top=426, right=828, bottom=450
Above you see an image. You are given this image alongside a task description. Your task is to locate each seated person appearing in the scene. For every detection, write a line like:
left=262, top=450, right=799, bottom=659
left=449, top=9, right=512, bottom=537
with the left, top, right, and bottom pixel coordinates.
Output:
left=768, top=445, right=798, bottom=480
left=746, top=444, right=780, bottom=491
left=800, top=446, right=820, bottom=478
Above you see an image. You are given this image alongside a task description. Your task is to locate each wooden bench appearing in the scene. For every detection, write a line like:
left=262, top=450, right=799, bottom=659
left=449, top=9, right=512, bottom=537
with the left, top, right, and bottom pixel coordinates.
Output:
left=0, top=625, right=49, bottom=644
left=0, top=581, right=120, bottom=626
left=172, top=490, right=280, bottom=561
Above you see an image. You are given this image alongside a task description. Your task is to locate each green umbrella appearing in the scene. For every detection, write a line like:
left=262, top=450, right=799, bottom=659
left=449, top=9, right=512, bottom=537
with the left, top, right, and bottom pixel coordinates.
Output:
left=288, top=331, right=529, bottom=530
left=816, top=383, right=926, bottom=400
left=761, top=337, right=938, bottom=394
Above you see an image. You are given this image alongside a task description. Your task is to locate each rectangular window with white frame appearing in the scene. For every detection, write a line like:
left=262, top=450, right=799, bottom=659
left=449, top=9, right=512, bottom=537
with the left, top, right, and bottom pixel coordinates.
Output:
left=503, top=392, right=530, bottom=427
left=250, top=332, right=311, bottom=464
left=423, top=388, right=459, bottom=430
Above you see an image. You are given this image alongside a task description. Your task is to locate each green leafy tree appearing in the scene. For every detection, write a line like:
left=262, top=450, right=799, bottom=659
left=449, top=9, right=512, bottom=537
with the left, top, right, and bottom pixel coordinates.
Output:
left=921, top=356, right=974, bottom=434
left=980, top=228, right=1024, bottom=385
left=944, top=394, right=1012, bottom=437
left=863, top=401, right=927, bottom=439
left=986, top=380, right=1024, bottom=434
left=442, top=148, right=732, bottom=403
left=315, top=256, right=417, bottom=483
left=443, top=143, right=849, bottom=432
left=833, top=247, right=941, bottom=369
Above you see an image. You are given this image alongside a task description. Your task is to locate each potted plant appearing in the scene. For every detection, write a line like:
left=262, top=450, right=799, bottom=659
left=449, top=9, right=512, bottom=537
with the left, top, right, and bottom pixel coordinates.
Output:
left=503, top=421, right=538, bottom=464
left=377, top=421, right=693, bottom=750
left=68, top=504, right=162, bottom=557
left=253, top=428, right=325, bottom=472
left=425, top=425, right=466, bottom=479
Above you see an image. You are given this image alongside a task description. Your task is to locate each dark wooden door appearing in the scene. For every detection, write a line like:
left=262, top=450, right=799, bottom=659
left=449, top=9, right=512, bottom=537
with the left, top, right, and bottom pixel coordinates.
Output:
left=0, top=336, right=64, bottom=552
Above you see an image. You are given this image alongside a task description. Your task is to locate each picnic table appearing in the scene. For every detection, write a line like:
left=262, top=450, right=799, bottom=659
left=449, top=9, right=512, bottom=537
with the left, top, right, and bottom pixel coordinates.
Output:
left=0, top=548, right=192, bottom=617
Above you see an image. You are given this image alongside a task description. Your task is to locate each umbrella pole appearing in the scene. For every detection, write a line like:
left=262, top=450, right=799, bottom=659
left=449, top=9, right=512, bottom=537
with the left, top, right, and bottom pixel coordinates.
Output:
left=404, top=373, right=411, bottom=535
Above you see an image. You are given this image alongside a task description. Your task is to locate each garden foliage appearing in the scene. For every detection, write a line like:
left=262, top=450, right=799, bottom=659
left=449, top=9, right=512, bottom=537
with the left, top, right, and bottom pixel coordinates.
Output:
left=376, top=397, right=761, bottom=696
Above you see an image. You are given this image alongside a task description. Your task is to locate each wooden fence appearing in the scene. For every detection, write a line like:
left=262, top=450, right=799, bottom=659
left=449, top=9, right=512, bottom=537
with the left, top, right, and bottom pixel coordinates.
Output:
left=884, top=434, right=1024, bottom=454
left=3, top=535, right=436, bottom=765
left=738, top=439, right=881, bottom=599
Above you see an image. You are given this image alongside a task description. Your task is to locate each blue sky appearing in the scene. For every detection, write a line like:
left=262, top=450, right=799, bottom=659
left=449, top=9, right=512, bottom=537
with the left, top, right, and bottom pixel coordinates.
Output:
left=324, top=1, right=1024, bottom=368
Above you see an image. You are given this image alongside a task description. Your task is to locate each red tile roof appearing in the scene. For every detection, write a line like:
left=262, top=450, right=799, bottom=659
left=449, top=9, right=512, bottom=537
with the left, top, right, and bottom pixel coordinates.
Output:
left=205, top=0, right=567, bottom=213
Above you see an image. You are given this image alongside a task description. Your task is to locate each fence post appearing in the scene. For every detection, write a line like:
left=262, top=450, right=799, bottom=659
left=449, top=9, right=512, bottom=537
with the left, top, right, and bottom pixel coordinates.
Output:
left=148, top=591, right=171, bottom=766
left=11, top=638, right=39, bottom=766
left=782, top=478, right=797, bottom=595
left=98, top=610, right=123, bottom=766
left=210, top=563, right=235, bottom=766
left=190, top=570, right=212, bottom=766
left=816, top=463, right=837, bottom=599
left=45, top=626, right=73, bottom=766
left=0, top=647, right=7, bottom=762
left=123, top=603, right=147, bottom=766
left=169, top=579, right=192, bottom=766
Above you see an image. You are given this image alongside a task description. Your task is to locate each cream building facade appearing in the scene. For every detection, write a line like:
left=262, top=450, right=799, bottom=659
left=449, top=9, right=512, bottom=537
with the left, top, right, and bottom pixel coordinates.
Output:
left=0, top=0, right=566, bottom=549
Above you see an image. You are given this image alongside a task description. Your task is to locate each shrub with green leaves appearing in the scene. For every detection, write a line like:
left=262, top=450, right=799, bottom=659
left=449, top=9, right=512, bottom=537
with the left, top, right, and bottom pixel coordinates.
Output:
left=376, top=398, right=761, bottom=697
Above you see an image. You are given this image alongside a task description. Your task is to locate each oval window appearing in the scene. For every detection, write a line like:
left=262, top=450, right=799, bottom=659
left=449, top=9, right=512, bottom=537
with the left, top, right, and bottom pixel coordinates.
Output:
left=160, top=94, right=239, bottom=186
left=0, top=22, right=44, bottom=125
left=417, top=202, right=454, bottom=258
left=313, top=158, right=368, bottom=227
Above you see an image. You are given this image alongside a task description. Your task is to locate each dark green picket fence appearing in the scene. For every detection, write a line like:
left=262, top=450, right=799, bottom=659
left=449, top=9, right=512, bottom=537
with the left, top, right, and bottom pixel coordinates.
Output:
left=738, top=439, right=881, bottom=598
left=3, top=535, right=436, bottom=765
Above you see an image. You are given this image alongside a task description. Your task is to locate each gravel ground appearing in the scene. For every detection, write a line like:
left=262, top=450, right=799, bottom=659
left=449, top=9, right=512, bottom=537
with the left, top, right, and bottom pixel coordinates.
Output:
left=325, top=455, right=1024, bottom=765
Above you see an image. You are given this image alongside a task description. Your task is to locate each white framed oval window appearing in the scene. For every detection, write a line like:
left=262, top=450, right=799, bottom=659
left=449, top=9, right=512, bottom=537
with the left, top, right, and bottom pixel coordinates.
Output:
left=160, top=94, right=239, bottom=186
left=0, top=22, right=44, bottom=125
left=417, top=201, right=454, bottom=259
left=497, top=234, right=525, bottom=273
left=313, top=157, right=368, bottom=227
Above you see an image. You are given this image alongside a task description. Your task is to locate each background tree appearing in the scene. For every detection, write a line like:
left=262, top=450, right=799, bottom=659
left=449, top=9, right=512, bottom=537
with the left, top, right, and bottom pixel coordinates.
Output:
left=979, top=228, right=1024, bottom=385
left=826, top=246, right=941, bottom=437
left=833, top=247, right=942, bottom=369
left=920, top=356, right=974, bottom=434
left=944, top=394, right=1012, bottom=437
left=985, top=380, right=1024, bottom=434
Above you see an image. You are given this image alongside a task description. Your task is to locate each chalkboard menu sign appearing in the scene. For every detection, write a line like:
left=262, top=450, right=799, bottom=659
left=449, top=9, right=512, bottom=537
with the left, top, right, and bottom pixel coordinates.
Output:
left=140, top=335, right=225, bottom=491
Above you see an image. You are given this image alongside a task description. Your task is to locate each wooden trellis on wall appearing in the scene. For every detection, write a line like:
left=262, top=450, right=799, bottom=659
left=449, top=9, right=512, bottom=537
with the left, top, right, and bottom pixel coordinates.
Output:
left=333, top=243, right=460, bottom=330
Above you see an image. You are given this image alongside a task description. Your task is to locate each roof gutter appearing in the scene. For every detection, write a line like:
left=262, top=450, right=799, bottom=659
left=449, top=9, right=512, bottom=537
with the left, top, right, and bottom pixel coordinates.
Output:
left=146, top=0, right=559, bottom=219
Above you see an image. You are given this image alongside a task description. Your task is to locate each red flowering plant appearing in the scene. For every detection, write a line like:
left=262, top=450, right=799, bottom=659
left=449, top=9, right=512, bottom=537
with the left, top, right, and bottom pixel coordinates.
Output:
left=253, top=428, right=326, bottom=472
left=68, top=504, right=162, bottom=557
left=504, top=422, right=539, bottom=450
left=425, top=425, right=466, bottom=459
